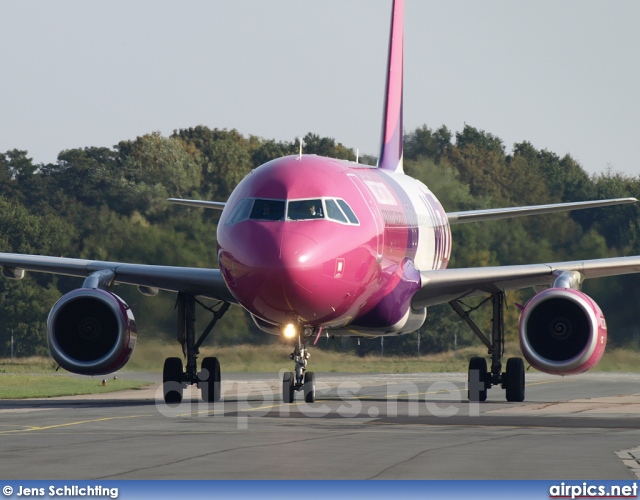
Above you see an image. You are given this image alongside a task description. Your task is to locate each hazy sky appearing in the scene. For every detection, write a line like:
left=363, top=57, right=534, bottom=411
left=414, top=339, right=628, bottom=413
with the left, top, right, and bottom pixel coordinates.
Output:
left=1, top=1, right=639, bottom=176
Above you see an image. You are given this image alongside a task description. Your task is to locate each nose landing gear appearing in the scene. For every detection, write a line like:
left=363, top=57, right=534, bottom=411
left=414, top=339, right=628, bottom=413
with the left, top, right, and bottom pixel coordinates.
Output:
left=282, top=334, right=316, bottom=403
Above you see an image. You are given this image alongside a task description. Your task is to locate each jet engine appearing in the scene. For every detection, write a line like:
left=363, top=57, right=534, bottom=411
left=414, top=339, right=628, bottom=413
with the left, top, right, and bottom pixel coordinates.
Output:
left=47, top=288, right=136, bottom=375
left=518, top=288, right=607, bottom=375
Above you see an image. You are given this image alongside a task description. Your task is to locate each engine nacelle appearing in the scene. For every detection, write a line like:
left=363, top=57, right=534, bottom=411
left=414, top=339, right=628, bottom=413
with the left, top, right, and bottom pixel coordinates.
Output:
left=47, top=288, right=137, bottom=375
left=519, top=288, right=607, bottom=375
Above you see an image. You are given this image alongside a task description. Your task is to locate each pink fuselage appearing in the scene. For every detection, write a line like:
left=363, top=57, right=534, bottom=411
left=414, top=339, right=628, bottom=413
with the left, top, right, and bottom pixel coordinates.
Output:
left=217, top=155, right=451, bottom=336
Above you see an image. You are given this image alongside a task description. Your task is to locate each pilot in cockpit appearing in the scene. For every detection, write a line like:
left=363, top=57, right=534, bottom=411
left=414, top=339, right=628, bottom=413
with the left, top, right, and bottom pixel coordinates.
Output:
left=309, top=204, right=322, bottom=218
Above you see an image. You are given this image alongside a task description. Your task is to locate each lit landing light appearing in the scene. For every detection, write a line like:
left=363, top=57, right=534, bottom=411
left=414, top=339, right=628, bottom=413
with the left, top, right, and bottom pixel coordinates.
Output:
left=282, top=323, right=297, bottom=339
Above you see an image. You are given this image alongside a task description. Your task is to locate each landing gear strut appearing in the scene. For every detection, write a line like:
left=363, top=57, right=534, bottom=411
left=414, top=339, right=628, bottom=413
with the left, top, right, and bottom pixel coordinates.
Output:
left=162, top=293, right=230, bottom=404
left=282, top=333, right=315, bottom=403
left=450, top=291, right=525, bottom=402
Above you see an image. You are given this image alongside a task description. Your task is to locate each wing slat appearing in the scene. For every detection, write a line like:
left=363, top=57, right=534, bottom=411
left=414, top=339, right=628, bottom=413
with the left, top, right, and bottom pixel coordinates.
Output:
left=414, top=256, right=640, bottom=308
left=447, top=198, right=637, bottom=224
left=0, top=253, right=236, bottom=303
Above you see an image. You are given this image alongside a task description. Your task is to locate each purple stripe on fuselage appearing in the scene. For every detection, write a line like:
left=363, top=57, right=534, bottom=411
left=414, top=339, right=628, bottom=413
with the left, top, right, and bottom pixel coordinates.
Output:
left=350, top=257, right=420, bottom=330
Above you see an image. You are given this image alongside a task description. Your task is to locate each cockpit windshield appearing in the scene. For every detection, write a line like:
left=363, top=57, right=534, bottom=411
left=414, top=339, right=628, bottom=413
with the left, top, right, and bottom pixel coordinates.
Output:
left=287, top=198, right=359, bottom=225
left=226, top=197, right=358, bottom=225
left=287, top=199, right=324, bottom=220
left=250, top=199, right=285, bottom=221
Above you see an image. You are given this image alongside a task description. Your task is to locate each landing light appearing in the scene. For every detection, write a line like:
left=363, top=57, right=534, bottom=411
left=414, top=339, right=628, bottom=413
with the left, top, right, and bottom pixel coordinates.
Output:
left=282, top=323, right=297, bottom=339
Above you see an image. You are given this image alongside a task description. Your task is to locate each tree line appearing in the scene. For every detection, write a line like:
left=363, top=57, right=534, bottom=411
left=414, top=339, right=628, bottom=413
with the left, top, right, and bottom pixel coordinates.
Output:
left=1, top=125, right=639, bottom=358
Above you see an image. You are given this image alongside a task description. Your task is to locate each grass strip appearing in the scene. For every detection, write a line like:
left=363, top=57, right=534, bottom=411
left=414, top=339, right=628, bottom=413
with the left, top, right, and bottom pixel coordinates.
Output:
left=0, top=373, right=149, bottom=399
left=0, top=339, right=637, bottom=401
left=113, top=340, right=640, bottom=374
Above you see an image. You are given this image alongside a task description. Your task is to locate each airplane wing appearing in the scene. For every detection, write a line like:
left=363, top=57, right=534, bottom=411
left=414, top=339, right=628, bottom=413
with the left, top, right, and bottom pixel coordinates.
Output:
left=413, top=255, right=640, bottom=308
left=167, top=198, right=226, bottom=210
left=446, top=197, right=637, bottom=224
left=0, top=253, right=236, bottom=303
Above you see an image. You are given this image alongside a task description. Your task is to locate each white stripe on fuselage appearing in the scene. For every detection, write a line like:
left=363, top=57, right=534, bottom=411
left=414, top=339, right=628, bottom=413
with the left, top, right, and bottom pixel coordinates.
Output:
left=377, top=170, right=450, bottom=272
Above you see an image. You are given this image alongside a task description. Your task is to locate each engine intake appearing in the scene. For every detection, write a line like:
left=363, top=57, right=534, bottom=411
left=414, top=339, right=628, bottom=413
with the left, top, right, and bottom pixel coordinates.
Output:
left=519, top=288, right=606, bottom=375
left=47, top=288, right=137, bottom=375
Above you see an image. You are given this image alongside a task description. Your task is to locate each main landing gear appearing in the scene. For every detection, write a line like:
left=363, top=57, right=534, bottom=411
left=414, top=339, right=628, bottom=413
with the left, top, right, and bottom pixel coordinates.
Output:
left=450, top=291, right=525, bottom=403
left=162, top=293, right=230, bottom=404
left=282, top=334, right=316, bottom=403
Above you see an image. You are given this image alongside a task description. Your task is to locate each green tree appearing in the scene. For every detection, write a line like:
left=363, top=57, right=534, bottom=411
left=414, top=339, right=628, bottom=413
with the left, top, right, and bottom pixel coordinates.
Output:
left=404, top=124, right=451, bottom=162
left=584, top=171, right=640, bottom=252
left=0, top=277, right=60, bottom=357
left=301, top=133, right=356, bottom=161
left=455, top=125, right=504, bottom=154
left=41, top=147, right=119, bottom=210
left=3, top=149, right=36, bottom=180
left=250, top=138, right=296, bottom=167
left=116, top=132, right=202, bottom=218
left=173, top=127, right=253, bottom=201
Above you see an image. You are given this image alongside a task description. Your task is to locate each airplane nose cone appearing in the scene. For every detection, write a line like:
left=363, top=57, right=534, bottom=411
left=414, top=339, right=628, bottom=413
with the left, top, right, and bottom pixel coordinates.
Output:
left=278, top=231, right=323, bottom=270
left=221, top=228, right=329, bottom=323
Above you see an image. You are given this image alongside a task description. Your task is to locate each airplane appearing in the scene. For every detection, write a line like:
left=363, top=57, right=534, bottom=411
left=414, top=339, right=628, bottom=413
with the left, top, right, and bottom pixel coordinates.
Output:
left=1, top=0, right=639, bottom=405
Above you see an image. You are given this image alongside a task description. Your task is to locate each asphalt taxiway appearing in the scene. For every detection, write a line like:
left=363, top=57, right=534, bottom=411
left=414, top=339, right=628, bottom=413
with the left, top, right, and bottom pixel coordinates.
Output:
left=1, top=372, right=640, bottom=479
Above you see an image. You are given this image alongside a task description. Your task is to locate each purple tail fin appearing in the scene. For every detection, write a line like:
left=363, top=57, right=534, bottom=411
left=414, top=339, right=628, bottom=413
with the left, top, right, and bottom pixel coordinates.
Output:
left=377, top=0, right=404, bottom=173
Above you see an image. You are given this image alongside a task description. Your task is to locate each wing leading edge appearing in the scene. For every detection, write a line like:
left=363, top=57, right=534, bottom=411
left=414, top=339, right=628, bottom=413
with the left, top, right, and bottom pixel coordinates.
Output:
left=0, top=253, right=236, bottom=303
left=167, top=198, right=226, bottom=210
left=413, top=255, right=640, bottom=309
left=447, top=197, right=637, bottom=224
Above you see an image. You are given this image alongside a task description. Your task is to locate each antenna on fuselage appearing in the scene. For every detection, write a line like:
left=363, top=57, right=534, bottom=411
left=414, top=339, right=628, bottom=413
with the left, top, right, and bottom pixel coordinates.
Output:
left=356, top=148, right=360, bottom=164
left=296, top=136, right=304, bottom=161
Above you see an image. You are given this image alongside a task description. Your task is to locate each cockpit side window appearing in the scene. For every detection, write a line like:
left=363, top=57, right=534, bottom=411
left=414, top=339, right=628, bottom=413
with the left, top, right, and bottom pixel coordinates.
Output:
left=325, top=199, right=348, bottom=223
left=287, top=199, right=324, bottom=220
left=249, top=199, right=286, bottom=221
left=226, top=198, right=254, bottom=224
left=337, top=199, right=359, bottom=224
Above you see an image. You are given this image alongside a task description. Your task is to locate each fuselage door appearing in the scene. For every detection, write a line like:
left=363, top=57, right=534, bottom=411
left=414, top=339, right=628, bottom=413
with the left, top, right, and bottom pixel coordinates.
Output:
left=347, top=173, right=384, bottom=262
